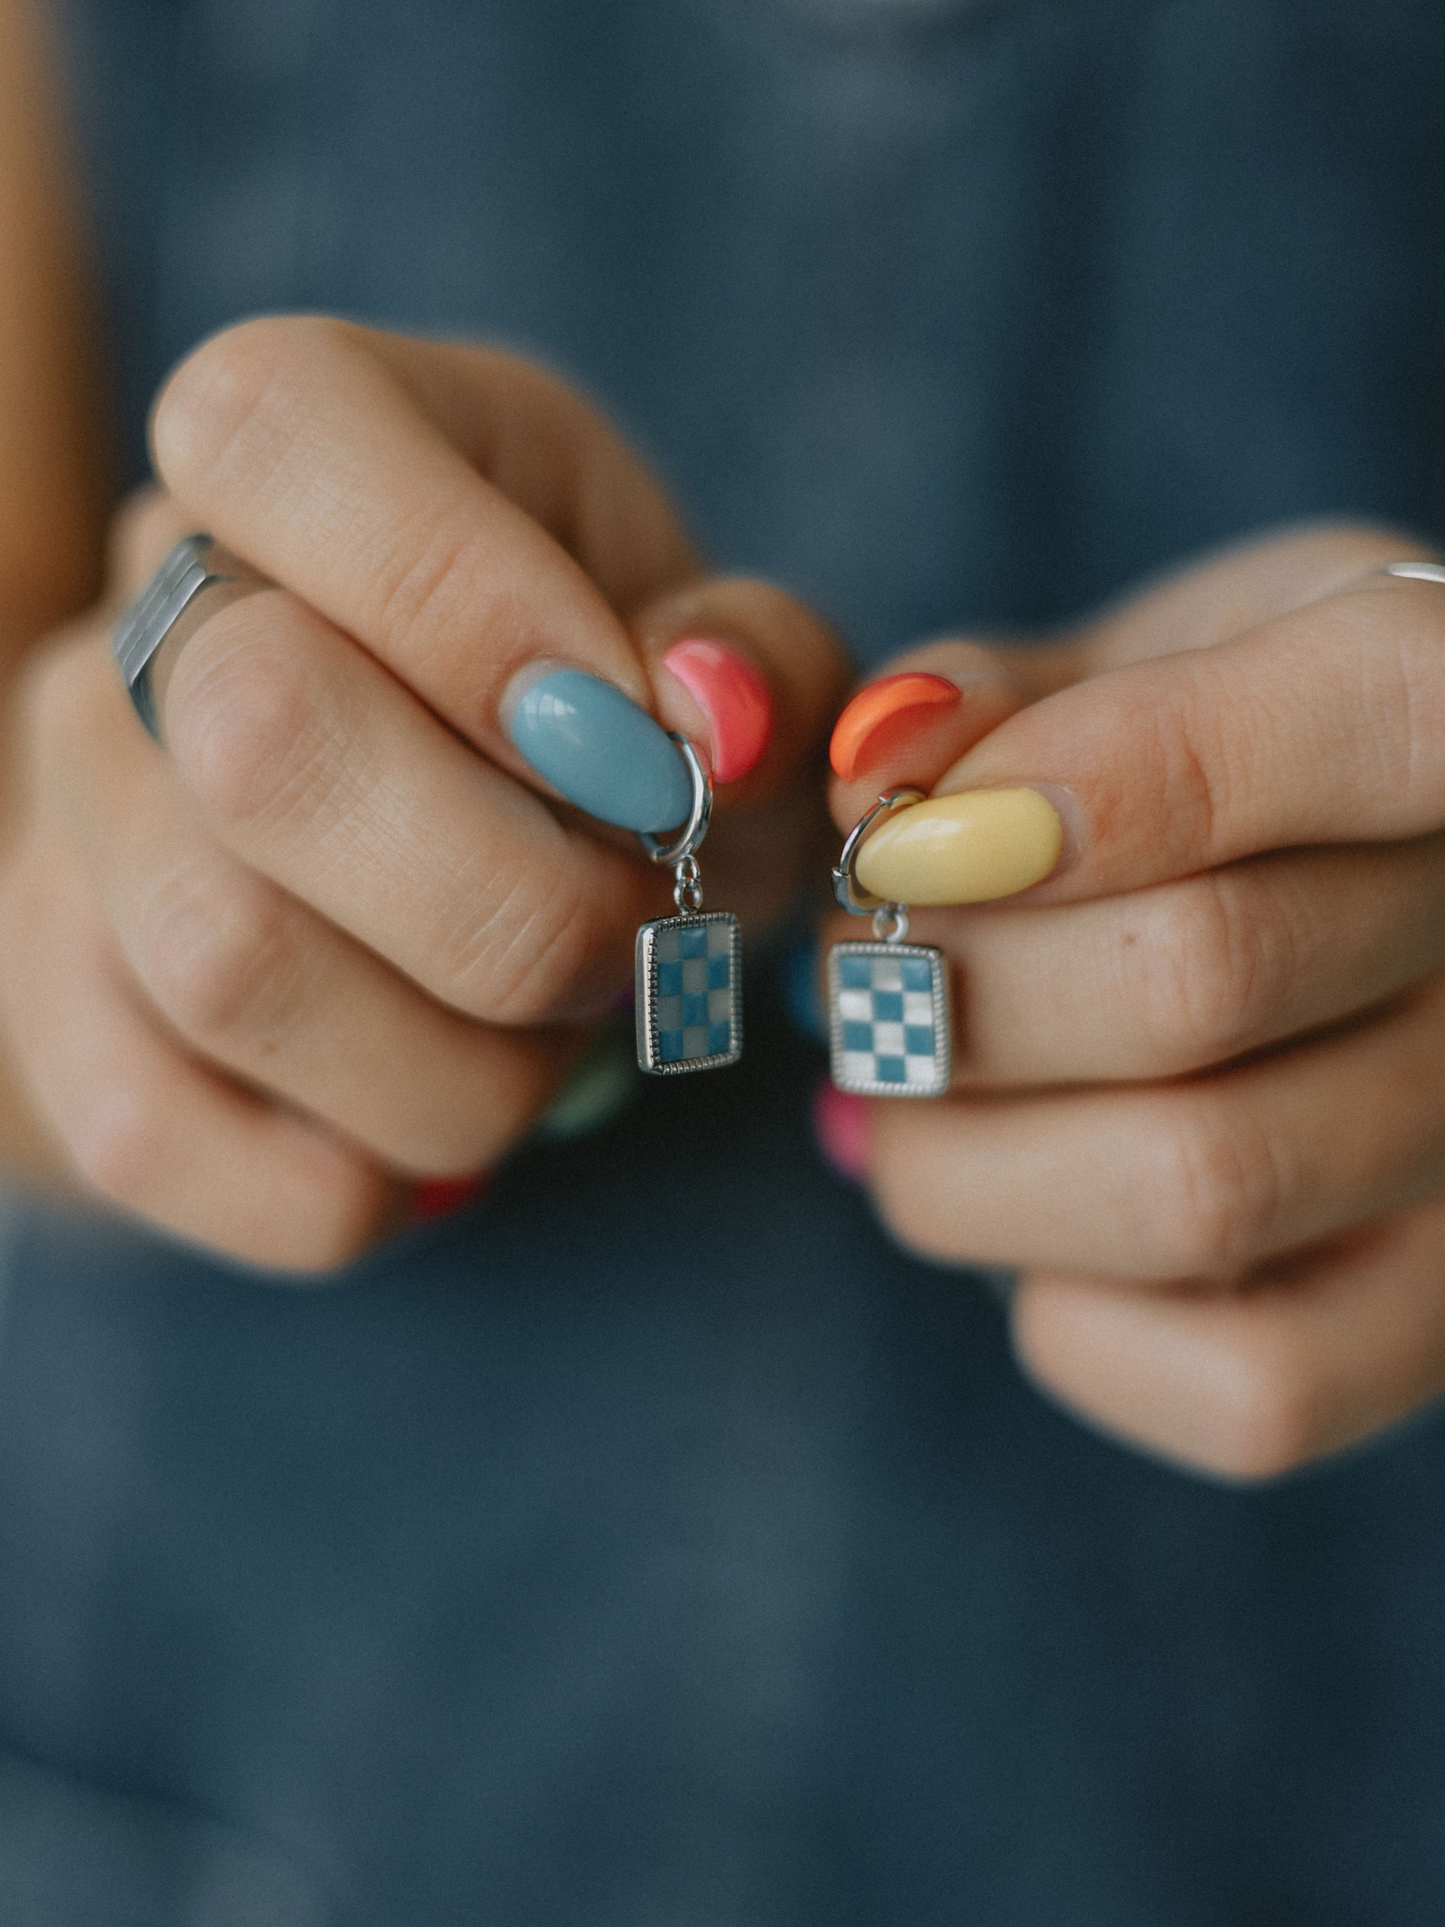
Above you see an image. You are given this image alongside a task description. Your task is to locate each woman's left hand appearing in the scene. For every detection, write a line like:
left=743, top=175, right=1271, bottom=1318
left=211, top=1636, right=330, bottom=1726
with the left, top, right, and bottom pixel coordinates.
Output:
left=825, top=524, right=1445, bottom=1480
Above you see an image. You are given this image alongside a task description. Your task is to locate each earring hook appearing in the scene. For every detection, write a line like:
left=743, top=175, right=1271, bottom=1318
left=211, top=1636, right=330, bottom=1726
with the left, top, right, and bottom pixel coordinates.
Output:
left=638, top=734, right=712, bottom=868
left=832, top=787, right=924, bottom=916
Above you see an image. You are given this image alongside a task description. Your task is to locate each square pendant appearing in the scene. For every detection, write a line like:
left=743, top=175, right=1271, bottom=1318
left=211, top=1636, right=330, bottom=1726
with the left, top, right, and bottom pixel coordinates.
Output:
left=827, top=941, right=951, bottom=1098
left=636, top=911, right=743, bottom=1074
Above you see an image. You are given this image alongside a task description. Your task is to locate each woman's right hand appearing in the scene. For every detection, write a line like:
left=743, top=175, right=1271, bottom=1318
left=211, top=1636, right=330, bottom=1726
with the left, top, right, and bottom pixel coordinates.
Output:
left=0, top=319, right=845, bottom=1272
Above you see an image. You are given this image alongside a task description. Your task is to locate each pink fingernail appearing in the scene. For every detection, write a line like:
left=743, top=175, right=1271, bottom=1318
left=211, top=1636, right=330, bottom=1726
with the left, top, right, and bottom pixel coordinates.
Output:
left=410, top=1174, right=489, bottom=1222
left=662, top=638, right=772, bottom=784
left=811, top=1078, right=871, bottom=1184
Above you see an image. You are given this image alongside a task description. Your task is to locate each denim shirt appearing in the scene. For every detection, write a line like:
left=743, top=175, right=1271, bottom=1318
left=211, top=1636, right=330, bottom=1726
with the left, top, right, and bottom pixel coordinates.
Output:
left=2, top=4, right=1443, bottom=1923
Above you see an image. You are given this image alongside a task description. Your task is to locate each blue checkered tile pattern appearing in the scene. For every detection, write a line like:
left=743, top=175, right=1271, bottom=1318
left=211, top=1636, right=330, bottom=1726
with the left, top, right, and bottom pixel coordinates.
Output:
left=829, top=944, right=947, bottom=1095
left=653, top=918, right=737, bottom=1065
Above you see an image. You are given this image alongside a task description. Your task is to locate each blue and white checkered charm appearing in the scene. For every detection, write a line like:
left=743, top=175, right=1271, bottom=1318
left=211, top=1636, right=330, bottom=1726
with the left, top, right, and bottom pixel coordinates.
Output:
left=636, top=912, right=742, bottom=1075
left=827, top=941, right=951, bottom=1098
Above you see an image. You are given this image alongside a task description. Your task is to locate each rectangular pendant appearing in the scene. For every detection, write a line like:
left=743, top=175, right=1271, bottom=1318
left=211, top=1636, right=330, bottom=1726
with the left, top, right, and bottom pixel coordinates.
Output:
left=827, top=941, right=951, bottom=1098
left=635, top=911, right=743, bottom=1074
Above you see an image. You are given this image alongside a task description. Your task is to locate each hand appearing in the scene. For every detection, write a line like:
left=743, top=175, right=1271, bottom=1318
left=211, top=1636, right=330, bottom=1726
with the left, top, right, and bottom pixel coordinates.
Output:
left=825, top=524, right=1445, bottom=1480
left=0, top=318, right=844, bottom=1272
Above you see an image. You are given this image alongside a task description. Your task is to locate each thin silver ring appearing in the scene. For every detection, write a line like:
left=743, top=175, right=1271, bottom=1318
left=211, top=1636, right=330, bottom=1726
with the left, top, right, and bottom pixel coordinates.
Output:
left=832, top=787, right=924, bottom=916
left=638, top=734, right=713, bottom=866
left=112, top=533, right=269, bottom=738
left=1380, top=562, right=1445, bottom=585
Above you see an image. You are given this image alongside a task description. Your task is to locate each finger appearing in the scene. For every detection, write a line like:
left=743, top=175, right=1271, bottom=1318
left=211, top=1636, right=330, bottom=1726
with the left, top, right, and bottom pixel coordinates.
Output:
left=824, top=638, right=1040, bottom=830
left=149, top=588, right=659, bottom=1023
left=858, top=833, right=1445, bottom=1087
left=0, top=841, right=395, bottom=1273
left=878, top=548, right=1445, bottom=911
left=638, top=576, right=847, bottom=803
left=1072, top=520, right=1440, bottom=673
left=867, top=973, right=1445, bottom=1279
left=53, top=642, right=579, bottom=1173
left=150, top=319, right=710, bottom=821
left=1012, top=1203, right=1445, bottom=1480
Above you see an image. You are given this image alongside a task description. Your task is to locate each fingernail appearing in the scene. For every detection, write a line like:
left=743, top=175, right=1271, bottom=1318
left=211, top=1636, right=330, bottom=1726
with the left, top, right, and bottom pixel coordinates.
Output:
left=829, top=673, right=960, bottom=781
left=506, top=668, right=693, bottom=832
left=855, top=789, right=1062, bottom=904
left=410, top=1174, right=489, bottom=1222
left=662, top=638, right=773, bottom=783
left=811, top=1078, right=871, bottom=1183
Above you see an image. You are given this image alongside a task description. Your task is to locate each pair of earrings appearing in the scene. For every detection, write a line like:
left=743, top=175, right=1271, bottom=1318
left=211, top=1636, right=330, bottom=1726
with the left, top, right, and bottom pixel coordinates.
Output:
left=632, top=743, right=949, bottom=1099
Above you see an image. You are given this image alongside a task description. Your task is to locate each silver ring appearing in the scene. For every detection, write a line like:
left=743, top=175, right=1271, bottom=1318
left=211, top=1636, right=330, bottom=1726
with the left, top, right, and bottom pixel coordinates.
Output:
left=638, top=734, right=713, bottom=866
left=832, top=787, right=924, bottom=916
left=112, top=534, right=268, bottom=738
left=1380, top=562, right=1445, bottom=585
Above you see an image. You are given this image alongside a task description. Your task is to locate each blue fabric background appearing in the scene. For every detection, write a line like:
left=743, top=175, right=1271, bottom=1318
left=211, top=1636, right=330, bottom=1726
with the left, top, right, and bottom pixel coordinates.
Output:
left=3, top=1, right=1444, bottom=1919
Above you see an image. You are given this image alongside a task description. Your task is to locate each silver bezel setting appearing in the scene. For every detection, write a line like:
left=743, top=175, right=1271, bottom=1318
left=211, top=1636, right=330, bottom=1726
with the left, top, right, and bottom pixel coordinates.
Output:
left=635, top=911, right=742, bottom=1076
left=827, top=940, right=951, bottom=1098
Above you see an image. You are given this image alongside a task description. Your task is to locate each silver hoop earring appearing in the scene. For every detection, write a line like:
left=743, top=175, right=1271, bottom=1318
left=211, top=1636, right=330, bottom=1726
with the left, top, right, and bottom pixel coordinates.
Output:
left=826, top=789, right=951, bottom=1097
left=633, top=736, right=742, bottom=1076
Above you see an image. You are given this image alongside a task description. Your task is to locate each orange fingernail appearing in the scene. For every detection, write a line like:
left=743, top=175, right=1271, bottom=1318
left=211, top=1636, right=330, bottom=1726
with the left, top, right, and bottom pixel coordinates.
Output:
left=828, top=673, right=960, bottom=781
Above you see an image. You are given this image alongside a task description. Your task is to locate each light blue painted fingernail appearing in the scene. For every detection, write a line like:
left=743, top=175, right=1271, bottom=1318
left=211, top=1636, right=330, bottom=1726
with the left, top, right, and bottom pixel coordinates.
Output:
left=507, top=669, right=693, bottom=832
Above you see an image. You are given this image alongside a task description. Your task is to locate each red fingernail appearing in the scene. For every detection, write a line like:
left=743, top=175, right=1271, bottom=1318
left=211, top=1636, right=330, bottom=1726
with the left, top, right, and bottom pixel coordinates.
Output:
left=410, top=1174, right=489, bottom=1222
left=829, top=673, right=960, bottom=781
left=811, top=1078, right=871, bottom=1183
left=663, top=639, right=773, bottom=784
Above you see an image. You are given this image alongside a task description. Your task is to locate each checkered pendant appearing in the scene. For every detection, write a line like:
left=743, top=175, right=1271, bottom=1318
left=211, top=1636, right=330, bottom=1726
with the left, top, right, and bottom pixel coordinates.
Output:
left=635, top=911, right=743, bottom=1075
left=827, top=940, right=951, bottom=1097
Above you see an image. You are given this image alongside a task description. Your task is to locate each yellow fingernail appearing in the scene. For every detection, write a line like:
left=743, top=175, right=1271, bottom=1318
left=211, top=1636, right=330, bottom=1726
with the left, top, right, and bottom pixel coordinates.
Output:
left=854, top=789, right=1062, bottom=904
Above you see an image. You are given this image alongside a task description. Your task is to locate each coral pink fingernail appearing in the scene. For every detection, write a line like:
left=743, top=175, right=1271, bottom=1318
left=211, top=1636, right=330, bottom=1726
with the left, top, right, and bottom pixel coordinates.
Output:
left=662, top=639, right=772, bottom=783
left=829, top=673, right=960, bottom=781
left=410, top=1174, right=489, bottom=1222
left=811, top=1078, right=871, bottom=1183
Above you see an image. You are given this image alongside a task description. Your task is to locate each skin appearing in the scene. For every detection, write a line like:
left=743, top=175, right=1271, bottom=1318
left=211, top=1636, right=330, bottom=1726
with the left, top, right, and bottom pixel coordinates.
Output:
left=6, top=0, right=1445, bottom=1478
left=0, top=322, right=845, bottom=1271
left=828, top=524, right=1445, bottom=1481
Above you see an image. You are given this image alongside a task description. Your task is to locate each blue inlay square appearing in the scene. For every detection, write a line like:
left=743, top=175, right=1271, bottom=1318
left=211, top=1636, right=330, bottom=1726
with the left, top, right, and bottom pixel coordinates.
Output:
left=682, top=992, right=708, bottom=1026
left=901, top=957, right=933, bottom=991
left=679, top=926, right=708, bottom=959
left=873, top=991, right=904, bottom=1022
left=841, top=1021, right=874, bottom=1052
left=875, top=1056, right=907, bottom=1083
left=708, top=1020, right=732, bottom=1054
left=708, top=953, right=731, bottom=989
left=905, top=1025, right=935, bottom=1055
left=838, top=954, right=873, bottom=990
left=657, top=960, right=683, bottom=995
left=659, top=1029, right=685, bottom=1061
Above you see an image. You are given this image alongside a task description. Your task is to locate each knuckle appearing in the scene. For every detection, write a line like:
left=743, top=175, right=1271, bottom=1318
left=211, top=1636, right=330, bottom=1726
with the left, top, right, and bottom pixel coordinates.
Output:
left=1152, top=1098, right=1287, bottom=1275
left=1134, top=872, right=1297, bottom=1069
left=66, top=1080, right=167, bottom=1208
left=1206, top=1343, right=1327, bottom=1482
left=137, top=862, right=309, bottom=1046
left=429, top=871, right=608, bottom=1024
left=168, top=617, right=335, bottom=834
left=366, top=502, right=500, bottom=655
left=151, top=313, right=349, bottom=497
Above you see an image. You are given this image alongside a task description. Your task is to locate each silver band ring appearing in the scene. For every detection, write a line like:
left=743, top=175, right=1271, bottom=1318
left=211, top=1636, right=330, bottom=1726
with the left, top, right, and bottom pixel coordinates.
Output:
left=112, top=534, right=269, bottom=738
left=1380, top=561, right=1445, bottom=586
